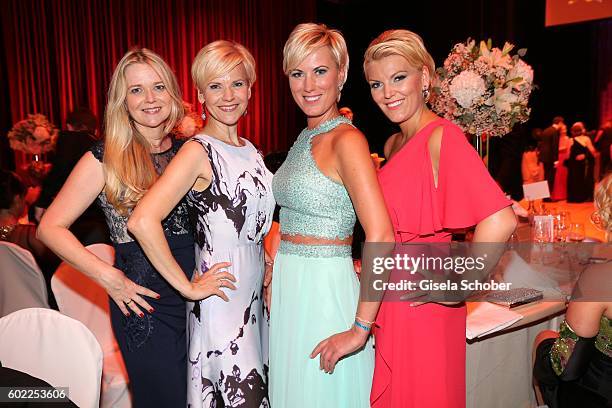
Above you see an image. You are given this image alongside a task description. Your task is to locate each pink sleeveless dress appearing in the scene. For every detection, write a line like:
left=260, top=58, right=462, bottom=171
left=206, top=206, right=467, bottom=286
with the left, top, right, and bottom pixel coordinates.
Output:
left=371, top=118, right=510, bottom=408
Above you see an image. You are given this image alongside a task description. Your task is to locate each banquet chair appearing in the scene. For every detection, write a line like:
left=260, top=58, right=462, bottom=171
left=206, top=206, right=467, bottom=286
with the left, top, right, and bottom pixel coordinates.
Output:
left=0, top=241, right=49, bottom=318
left=51, top=243, right=131, bottom=408
left=0, top=308, right=102, bottom=408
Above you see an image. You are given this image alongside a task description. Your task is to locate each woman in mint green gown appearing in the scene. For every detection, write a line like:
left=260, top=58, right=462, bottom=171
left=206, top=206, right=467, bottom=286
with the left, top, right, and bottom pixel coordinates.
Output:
left=269, top=23, right=394, bottom=407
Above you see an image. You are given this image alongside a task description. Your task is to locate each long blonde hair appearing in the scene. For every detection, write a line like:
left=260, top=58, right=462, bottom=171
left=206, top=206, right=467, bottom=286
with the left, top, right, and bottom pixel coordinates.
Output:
left=595, top=173, right=612, bottom=239
left=103, top=48, right=183, bottom=214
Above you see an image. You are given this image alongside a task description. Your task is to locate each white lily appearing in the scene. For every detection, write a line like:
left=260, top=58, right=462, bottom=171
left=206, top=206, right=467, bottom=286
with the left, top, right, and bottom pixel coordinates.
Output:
left=506, top=59, right=534, bottom=91
left=479, top=42, right=512, bottom=69
left=490, top=87, right=519, bottom=114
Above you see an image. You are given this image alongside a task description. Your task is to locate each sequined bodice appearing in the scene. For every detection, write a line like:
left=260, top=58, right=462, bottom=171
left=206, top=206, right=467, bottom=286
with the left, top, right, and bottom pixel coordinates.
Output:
left=272, top=116, right=356, bottom=253
left=90, top=138, right=191, bottom=244
left=550, top=316, right=612, bottom=376
left=596, top=315, right=611, bottom=357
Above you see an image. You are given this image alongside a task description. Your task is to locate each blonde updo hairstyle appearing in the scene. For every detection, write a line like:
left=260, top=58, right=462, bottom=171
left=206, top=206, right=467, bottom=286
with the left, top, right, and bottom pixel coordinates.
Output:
left=363, top=29, right=435, bottom=92
left=595, top=173, right=612, bottom=239
left=104, top=48, right=184, bottom=215
left=570, top=122, right=586, bottom=137
left=283, top=23, right=349, bottom=91
left=191, top=40, right=256, bottom=95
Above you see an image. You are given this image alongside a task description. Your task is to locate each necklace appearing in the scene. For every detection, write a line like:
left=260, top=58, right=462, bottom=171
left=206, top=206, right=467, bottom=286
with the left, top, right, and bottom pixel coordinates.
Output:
left=300, top=116, right=352, bottom=140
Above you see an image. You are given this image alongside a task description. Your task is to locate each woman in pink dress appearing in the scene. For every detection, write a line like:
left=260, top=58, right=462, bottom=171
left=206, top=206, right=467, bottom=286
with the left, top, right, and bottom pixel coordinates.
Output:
left=551, top=123, right=569, bottom=200
left=363, top=30, right=517, bottom=407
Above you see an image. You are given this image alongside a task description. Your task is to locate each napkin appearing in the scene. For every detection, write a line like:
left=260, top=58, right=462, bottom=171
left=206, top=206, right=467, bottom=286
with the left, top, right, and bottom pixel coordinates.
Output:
left=466, top=302, right=523, bottom=340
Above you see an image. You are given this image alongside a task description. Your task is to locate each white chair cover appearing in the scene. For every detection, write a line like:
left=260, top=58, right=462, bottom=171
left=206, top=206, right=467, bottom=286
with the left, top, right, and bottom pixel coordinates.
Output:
left=0, top=241, right=49, bottom=317
left=52, top=243, right=131, bottom=408
left=0, top=308, right=102, bottom=408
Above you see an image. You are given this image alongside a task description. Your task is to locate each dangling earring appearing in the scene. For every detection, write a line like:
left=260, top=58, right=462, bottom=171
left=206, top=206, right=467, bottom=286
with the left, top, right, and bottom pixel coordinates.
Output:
left=337, top=85, right=343, bottom=103
left=201, top=104, right=206, bottom=121
left=422, top=87, right=430, bottom=103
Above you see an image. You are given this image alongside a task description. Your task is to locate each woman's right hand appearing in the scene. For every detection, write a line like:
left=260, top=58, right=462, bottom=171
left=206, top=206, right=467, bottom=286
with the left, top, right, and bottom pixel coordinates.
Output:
left=263, top=260, right=273, bottom=313
left=98, top=266, right=160, bottom=317
left=185, top=262, right=236, bottom=301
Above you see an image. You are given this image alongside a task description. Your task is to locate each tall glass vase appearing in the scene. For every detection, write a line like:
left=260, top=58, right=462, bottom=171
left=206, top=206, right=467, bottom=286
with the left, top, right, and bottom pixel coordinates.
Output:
left=472, top=132, right=482, bottom=157
left=471, top=131, right=491, bottom=171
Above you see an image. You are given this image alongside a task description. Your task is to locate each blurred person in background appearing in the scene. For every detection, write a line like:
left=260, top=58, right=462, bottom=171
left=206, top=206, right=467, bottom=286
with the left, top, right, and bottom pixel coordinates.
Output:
left=1, top=170, right=60, bottom=308
left=567, top=122, right=597, bottom=203
left=595, top=119, right=612, bottom=179
left=34, top=107, right=109, bottom=245
left=533, top=173, right=612, bottom=408
left=538, top=116, right=565, bottom=196
left=551, top=122, right=569, bottom=201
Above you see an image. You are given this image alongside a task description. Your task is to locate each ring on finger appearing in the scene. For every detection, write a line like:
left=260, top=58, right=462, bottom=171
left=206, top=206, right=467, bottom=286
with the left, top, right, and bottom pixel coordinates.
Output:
left=125, top=299, right=134, bottom=305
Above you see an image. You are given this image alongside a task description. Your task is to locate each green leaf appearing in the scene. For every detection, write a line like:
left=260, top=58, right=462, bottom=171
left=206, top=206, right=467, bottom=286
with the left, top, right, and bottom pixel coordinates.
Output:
left=487, top=38, right=492, bottom=50
left=517, top=48, right=527, bottom=57
left=459, top=113, right=475, bottom=124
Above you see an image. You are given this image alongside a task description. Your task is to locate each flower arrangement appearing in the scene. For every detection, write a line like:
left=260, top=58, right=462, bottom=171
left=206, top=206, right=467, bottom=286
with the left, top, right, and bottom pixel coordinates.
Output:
left=431, top=39, right=534, bottom=137
left=7, top=114, right=59, bottom=154
left=173, top=102, right=204, bottom=139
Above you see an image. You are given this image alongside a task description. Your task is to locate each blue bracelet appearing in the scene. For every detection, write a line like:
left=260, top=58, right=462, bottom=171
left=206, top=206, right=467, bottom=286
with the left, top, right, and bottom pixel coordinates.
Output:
left=354, top=319, right=371, bottom=332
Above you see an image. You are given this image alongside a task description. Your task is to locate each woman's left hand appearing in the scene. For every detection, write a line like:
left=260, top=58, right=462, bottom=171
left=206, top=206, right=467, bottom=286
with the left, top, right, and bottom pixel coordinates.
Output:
left=309, top=326, right=369, bottom=374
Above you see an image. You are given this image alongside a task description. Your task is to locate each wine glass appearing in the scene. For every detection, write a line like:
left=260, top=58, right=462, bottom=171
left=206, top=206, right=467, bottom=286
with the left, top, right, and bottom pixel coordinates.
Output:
left=568, top=223, right=586, bottom=242
left=555, top=211, right=570, bottom=242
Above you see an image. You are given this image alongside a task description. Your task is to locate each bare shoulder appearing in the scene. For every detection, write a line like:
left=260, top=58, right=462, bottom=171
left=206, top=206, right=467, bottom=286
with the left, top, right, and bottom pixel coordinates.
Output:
left=383, top=132, right=400, bottom=159
left=75, top=150, right=105, bottom=176
left=567, top=301, right=607, bottom=337
left=427, top=125, right=444, bottom=154
left=181, top=138, right=210, bottom=156
left=331, top=124, right=369, bottom=153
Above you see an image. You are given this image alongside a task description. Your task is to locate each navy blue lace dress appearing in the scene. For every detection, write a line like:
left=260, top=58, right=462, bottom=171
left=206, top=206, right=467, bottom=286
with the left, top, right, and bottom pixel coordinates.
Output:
left=90, top=138, right=194, bottom=407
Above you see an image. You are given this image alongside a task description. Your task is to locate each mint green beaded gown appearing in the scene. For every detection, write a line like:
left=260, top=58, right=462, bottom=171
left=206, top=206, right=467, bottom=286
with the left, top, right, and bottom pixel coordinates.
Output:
left=270, top=116, right=374, bottom=407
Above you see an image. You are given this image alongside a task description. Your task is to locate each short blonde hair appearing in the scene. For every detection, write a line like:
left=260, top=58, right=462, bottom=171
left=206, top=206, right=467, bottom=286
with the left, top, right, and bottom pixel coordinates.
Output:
left=595, top=173, right=612, bottom=235
left=283, top=23, right=349, bottom=87
left=191, top=40, right=256, bottom=92
left=363, top=30, right=435, bottom=84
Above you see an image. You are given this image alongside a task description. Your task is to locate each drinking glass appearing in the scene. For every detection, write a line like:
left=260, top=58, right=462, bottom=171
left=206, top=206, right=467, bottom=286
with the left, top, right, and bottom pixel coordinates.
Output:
left=568, top=223, right=586, bottom=242
left=533, top=216, right=554, bottom=243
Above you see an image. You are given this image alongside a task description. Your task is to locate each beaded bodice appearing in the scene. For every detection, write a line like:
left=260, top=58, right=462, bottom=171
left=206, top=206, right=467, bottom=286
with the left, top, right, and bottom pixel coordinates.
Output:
left=272, top=116, right=356, bottom=254
left=596, top=315, right=611, bottom=357
left=550, top=316, right=612, bottom=376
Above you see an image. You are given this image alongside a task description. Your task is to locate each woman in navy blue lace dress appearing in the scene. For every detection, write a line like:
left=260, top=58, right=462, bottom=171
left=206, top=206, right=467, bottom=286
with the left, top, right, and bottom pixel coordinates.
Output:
left=39, top=48, right=231, bottom=407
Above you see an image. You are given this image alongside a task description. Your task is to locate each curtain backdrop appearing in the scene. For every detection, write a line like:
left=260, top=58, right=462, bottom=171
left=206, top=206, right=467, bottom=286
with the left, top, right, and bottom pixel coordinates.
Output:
left=1, top=0, right=315, bottom=167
